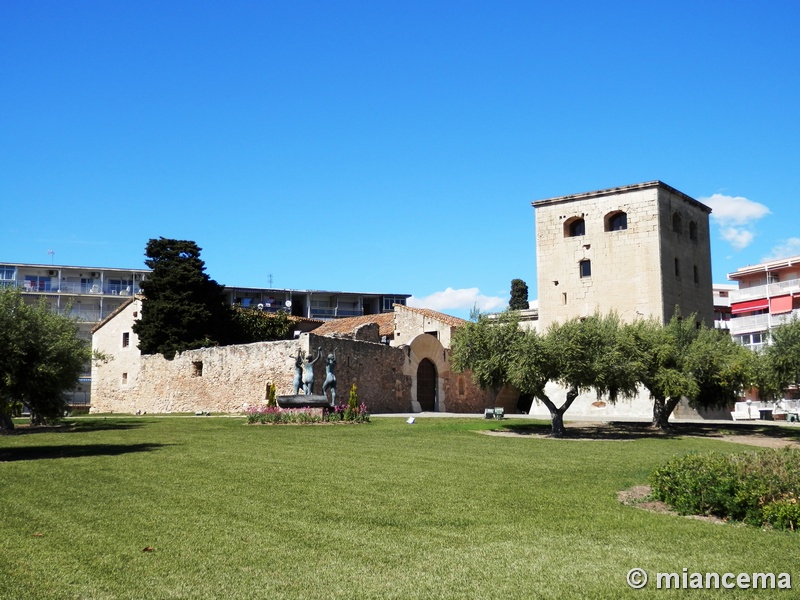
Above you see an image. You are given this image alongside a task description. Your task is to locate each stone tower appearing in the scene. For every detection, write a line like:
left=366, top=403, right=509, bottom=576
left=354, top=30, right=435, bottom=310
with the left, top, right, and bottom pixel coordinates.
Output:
left=533, top=181, right=714, bottom=328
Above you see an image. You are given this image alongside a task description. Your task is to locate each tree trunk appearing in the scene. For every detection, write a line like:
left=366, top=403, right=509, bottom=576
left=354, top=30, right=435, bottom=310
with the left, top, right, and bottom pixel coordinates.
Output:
left=652, top=396, right=681, bottom=430
left=0, top=411, right=14, bottom=432
left=537, top=387, right=579, bottom=438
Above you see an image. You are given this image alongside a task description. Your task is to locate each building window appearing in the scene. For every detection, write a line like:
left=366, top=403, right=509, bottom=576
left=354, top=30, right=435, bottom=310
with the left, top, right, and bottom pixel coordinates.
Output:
left=122, top=372, right=128, bottom=385
left=382, top=296, right=407, bottom=311
left=579, top=260, right=592, bottom=278
left=23, top=276, right=52, bottom=292
left=672, top=212, right=682, bottom=233
left=192, top=361, right=203, bottom=377
left=736, top=332, right=765, bottom=351
left=605, top=211, right=628, bottom=231
left=122, top=332, right=130, bottom=348
left=689, top=221, right=698, bottom=241
left=562, top=292, right=567, bottom=305
left=693, top=265, right=699, bottom=284
left=674, top=258, right=680, bottom=277
left=565, top=217, right=585, bottom=237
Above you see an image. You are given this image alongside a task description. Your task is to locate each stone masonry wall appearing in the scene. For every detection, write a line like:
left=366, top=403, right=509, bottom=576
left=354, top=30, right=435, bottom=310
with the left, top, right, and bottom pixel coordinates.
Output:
left=91, top=318, right=500, bottom=415
left=536, top=187, right=664, bottom=328
left=91, top=339, right=303, bottom=414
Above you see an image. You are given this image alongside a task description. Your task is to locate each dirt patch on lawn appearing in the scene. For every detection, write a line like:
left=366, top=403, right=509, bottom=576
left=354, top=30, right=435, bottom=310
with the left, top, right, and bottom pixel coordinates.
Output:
left=617, top=485, right=727, bottom=524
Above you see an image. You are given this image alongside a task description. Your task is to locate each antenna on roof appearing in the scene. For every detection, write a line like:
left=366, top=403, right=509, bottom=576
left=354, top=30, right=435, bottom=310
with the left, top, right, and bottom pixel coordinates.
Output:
left=268, top=273, right=273, bottom=287
left=48, top=249, right=55, bottom=265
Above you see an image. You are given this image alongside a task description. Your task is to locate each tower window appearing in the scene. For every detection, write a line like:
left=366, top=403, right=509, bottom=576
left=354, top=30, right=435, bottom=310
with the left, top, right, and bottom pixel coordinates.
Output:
left=579, top=260, right=592, bottom=278
left=672, top=212, right=682, bottom=233
left=689, top=221, right=698, bottom=241
left=693, top=265, right=699, bottom=284
left=605, top=211, right=627, bottom=231
left=674, top=258, right=680, bottom=277
left=564, top=217, right=586, bottom=237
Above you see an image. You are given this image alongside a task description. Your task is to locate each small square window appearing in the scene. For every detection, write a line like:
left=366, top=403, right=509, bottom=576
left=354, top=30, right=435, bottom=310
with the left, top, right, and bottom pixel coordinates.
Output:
left=122, top=332, right=130, bottom=348
left=579, top=260, right=591, bottom=278
left=192, top=361, right=203, bottom=377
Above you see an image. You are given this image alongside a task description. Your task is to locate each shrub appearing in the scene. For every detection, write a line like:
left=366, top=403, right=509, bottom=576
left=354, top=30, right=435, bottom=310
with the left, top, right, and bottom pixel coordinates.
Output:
left=324, top=386, right=370, bottom=423
left=650, top=448, right=800, bottom=530
left=762, top=494, right=800, bottom=531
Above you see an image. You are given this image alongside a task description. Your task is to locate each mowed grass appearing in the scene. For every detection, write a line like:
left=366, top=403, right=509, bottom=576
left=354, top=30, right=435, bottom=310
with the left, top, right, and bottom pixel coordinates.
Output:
left=1, top=417, right=798, bottom=599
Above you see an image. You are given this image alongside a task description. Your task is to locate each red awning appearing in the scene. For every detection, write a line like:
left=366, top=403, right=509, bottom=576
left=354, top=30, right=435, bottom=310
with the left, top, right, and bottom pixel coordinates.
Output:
left=731, top=299, right=769, bottom=314
left=770, top=295, right=793, bottom=315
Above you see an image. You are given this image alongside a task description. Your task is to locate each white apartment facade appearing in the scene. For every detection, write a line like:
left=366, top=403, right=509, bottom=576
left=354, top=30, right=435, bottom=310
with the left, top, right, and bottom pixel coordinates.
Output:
left=727, top=255, right=800, bottom=351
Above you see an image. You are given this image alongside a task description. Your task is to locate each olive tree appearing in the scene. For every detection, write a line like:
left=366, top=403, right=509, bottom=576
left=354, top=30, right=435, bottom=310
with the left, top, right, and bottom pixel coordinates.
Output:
left=509, top=313, right=639, bottom=436
left=624, top=314, right=755, bottom=429
left=451, top=311, right=638, bottom=437
left=450, top=311, right=524, bottom=405
left=0, top=288, right=91, bottom=430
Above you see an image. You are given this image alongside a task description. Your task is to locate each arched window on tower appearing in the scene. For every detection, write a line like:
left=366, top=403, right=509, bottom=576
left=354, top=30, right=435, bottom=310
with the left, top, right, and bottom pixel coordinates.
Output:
left=604, top=211, right=627, bottom=232
left=673, top=212, right=683, bottom=233
left=564, top=217, right=586, bottom=237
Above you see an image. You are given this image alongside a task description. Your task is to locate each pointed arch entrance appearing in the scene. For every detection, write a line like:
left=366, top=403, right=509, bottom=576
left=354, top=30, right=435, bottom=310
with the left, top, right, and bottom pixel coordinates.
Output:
left=417, top=358, right=437, bottom=412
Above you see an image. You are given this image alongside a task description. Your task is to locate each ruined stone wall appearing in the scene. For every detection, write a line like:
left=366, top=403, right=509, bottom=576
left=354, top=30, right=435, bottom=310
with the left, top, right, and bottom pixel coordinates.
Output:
left=444, top=370, right=507, bottom=413
left=91, top=339, right=302, bottom=414
left=393, top=307, right=455, bottom=348
left=305, top=334, right=412, bottom=413
left=91, top=322, right=497, bottom=416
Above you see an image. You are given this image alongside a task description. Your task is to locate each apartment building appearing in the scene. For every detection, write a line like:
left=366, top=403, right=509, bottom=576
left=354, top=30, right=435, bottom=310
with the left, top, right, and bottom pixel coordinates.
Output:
left=727, top=255, right=800, bottom=351
left=713, top=283, right=736, bottom=330
left=1, top=261, right=409, bottom=327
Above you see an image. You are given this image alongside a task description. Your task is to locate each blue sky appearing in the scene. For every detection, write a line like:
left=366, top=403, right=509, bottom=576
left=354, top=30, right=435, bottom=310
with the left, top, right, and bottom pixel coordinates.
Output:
left=2, top=1, right=799, bottom=318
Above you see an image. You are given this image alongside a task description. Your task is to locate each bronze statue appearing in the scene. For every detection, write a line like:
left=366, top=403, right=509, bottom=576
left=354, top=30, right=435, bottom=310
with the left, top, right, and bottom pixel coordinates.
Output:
left=302, top=347, right=322, bottom=395
left=292, top=349, right=303, bottom=395
left=322, top=350, right=337, bottom=404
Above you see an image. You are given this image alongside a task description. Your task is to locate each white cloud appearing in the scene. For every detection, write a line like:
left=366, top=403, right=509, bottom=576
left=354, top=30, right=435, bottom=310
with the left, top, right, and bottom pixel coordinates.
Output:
left=763, top=237, right=800, bottom=262
left=700, top=193, right=771, bottom=250
left=702, top=193, right=771, bottom=226
left=407, top=287, right=506, bottom=313
left=720, top=227, right=754, bottom=251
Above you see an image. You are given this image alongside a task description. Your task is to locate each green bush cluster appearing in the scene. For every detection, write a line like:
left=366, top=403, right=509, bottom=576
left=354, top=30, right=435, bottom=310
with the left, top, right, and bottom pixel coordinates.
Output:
left=650, top=448, right=800, bottom=530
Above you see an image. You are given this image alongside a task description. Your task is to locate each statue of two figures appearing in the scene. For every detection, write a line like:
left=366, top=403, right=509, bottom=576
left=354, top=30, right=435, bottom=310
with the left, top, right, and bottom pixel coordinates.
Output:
left=292, top=347, right=336, bottom=404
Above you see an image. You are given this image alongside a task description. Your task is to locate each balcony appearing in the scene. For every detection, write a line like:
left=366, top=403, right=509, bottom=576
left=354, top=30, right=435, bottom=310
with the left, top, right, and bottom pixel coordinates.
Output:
left=309, top=308, right=365, bottom=320
left=730, top=279, right=800, bottom=302
left=729, top=313, right=769, bottom=335
left=12, top=280, right=140, bottom=296
left=729, top=308, right=800, bottom=335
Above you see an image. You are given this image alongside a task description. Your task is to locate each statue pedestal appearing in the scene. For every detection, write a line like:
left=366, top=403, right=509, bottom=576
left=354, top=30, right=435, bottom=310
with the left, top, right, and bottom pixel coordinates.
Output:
left=277, top=394, right=332, bottom=409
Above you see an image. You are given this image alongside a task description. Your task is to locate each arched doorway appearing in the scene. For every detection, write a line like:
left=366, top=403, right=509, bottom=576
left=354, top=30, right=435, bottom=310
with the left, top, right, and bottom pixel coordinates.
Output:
left=417, top=358, right=437, bottom=411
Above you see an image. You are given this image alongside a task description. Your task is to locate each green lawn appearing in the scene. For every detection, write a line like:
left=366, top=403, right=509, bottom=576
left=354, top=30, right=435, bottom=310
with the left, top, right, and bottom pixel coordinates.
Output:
left=1, top=417, right=798, bottom=599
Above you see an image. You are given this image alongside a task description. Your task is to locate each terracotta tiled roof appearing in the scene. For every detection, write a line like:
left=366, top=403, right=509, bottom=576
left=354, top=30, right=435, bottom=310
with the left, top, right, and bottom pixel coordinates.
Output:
left=312, top=312, right=395, bottom=338
left=396, top=305, right=466, bottom=328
